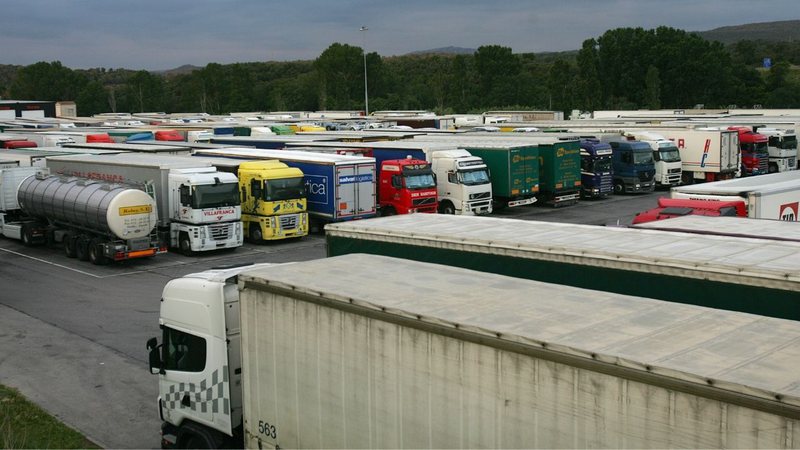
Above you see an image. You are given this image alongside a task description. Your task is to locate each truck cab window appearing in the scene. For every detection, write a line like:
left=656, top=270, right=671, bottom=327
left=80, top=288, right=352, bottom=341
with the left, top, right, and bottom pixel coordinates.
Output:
left=163, top=327, right=206, bottom=372
left=179, top=185, right=190, bottom=206
left=448, top=172, right=458, bottom=184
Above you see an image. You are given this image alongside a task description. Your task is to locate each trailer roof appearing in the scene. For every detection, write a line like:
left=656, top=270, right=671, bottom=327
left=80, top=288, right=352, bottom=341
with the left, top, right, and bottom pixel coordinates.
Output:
left=239, top=253, right=800, bottom=411
left=325, top=214, right=800, bottom=291
left=632, top=216, right=800, bottom=242
left=62, top=142, right=188, bottom=153
left=672, top=170, right=800, bottom=195
left=194, top=148, right=375, bottom=164
left=46, top=153, right=213, bottom=169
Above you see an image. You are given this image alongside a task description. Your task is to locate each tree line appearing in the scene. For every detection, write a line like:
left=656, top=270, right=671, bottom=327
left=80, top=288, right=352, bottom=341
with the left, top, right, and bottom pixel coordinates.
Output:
left=1, top=26, right=799, bottom=117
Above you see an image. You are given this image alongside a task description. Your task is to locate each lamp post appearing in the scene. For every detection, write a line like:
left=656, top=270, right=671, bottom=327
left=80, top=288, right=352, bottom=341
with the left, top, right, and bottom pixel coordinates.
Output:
left=360, top=26, right=369, bottom=116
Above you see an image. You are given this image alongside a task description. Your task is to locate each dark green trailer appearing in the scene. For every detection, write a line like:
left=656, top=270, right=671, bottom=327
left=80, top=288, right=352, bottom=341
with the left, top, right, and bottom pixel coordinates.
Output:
left=325, top=214, right=800, bottom=321
left=535, top=138, right=582, bottom=206
left=462, top=145, right=538, bottom=207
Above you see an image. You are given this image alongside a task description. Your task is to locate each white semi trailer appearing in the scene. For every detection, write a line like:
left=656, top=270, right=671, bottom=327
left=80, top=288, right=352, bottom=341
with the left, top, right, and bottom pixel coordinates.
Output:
left=46, top=153, right=243, bottom=254
left=147, top=254, right=800, bottom=449
left=671, top=169, right=800, bottom=221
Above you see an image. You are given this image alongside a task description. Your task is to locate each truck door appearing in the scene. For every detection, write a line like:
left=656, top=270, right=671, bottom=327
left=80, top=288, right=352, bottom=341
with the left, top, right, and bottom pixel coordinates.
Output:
left=356, top=162, right=377, bottom=217
left=336, top=165, right=359, bottom=218
left=721, top=132, right=734, bottom=171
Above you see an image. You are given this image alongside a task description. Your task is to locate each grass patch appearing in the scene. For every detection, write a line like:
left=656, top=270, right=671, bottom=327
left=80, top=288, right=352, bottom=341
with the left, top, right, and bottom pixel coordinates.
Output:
left=0, top=384, right=99, bottom=449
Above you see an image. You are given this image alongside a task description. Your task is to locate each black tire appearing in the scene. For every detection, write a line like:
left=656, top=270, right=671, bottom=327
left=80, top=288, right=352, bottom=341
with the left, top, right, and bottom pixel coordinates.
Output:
left=381, top=207, right=396, bottom=217
left=249, top=224, right=263, bottom=244
left=75, top=236, right=91, bottom=261
left=438, top=202, right=456, bottom=215
left=21, top=225, right=34, bottom=247
left=179, top=423, right=221, bottom=449
left=179, top=233, right=194, bottom=256
left=64, top=233, right=78, bottom=258
left=613, top=181, right=624, bottom=195
left=88, top=238, right=109, bottom=265
left=769, top=163, right=778, bottom=174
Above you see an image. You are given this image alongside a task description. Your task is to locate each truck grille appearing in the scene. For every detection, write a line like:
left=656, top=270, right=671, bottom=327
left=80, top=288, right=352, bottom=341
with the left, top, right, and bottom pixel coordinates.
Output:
left=759, top=156, right=769, bottom=172
left=638, top=170, right=655, bottom=182
left=469, top=191, right=492, bottom=200
left=279, top=214, right=298, bottom=230
left=413, top=197, right=437, bottom=206
left=790, top=157, right=797, bottom=169
left=209, top=223, right=232, bottom=240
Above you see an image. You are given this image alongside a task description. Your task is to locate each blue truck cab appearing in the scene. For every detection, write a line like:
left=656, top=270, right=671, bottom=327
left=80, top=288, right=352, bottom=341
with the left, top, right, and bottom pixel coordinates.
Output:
left=579, top=139, right=614, bottom=198
left=608, top=140, right=655, bottom=194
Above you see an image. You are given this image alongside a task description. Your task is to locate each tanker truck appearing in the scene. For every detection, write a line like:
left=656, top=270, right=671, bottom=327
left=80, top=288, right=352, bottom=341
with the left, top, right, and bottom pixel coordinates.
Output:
left=0, top=166, right=161, bottom=264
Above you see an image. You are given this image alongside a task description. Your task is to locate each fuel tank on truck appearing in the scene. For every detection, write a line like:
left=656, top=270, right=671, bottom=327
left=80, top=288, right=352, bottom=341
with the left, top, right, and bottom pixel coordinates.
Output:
left=17, top=174, right=158, bottom=240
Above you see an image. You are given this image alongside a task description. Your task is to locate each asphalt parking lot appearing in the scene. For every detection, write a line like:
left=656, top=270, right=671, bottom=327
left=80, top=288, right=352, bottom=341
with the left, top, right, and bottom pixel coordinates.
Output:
left=0, top=190, right=665, bottom=448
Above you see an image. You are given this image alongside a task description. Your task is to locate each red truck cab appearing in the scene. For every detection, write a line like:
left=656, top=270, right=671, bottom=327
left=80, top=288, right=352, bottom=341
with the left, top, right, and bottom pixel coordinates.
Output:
left=728, top=126, right=769, bottom=176
left=86, top=133, right=115, bottom=143
left=632, top=197, right=746, bottom=225
left=378, top=158, right=438, bottom=215
left=154, top=130, right=184, bottom=141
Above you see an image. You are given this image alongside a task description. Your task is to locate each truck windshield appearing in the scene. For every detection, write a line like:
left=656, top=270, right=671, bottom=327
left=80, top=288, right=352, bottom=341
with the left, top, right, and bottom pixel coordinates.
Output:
left=593, top=157, right=612, bottom=172
left=192, top=183, right=240, bottom=209
left=458, top=169, right=490, bottom=185
left=265, top=176, right=305, bottom=201
left=755, top=141, right=769, bottom=156
left=404, top=173, right=436, bottom=189
left=781, top=136, right=797, bottom=150
left=658, top=146, right=681, bottom=163
left=633, top=152, right=654, bottom=165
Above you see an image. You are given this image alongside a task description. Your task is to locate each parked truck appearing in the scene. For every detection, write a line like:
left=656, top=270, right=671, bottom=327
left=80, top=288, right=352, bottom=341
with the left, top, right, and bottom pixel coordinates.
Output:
left=753, top=126, right=798, bottom=173
left=147, top=253, right=800, bottom=449
left=671, top=169, right=800, bottom=221
left=46, top=153, right=243, bottom=255
left=579, top=138, right=613, bottom=198
left=657, top=128, right=739, bottom=184
left=195, top=148, right=370, bottom=229
left=289, top=141, right=492, bottom=215
left=326, top=214, right=800, bottom=320
left=621, top=131, right=682, bottom=187
left=604, top=139, right=656, bottom=193
left=0, top=166, right=161, bottom=264
left=729, top=126, right=769, bottom=176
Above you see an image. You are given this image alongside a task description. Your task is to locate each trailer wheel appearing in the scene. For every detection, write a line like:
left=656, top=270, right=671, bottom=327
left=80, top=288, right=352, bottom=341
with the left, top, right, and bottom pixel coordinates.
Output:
left=21, top=225, right=34, bottom=247
left=75, top=236, right=91, bottom=261
left=179, top=233, right=194, bottom=256
left=64, top=234, right=78, bottom=258
left=248, top=224, right=263, bottom=244
left=88, top=238, right=109, bottom=265
left=438, top=201, right=456, bottom=215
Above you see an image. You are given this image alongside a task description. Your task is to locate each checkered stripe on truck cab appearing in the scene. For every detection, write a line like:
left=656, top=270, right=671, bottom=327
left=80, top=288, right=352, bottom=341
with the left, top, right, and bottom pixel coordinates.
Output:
left=164, top=367, right=230, bottom=416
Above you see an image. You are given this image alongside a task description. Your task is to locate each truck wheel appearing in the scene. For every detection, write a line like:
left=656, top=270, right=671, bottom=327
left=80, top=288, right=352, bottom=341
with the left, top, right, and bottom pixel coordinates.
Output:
left=249, top=224, right=263, bottom=244
left=64, top=234, right=78, bottom=258
left=21, top=225, right=34, bottom=247
left=438, top=201, right=456, bottom=215
left=613, top=181, right=624, bottom=195
left=179, top=233, right=194, bottom=256
left=179, top=422, right=222, bottom=449
left=381, top=207, right=396, bottom=217
left=75, top=236, right=91, bottom=261
left=88, top=238, right=109, bottom=265
left=769, top=163, right=778, bottom=173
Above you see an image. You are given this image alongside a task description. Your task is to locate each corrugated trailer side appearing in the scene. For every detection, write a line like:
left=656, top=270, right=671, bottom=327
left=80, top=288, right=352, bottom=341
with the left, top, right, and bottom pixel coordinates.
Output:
left=325, top=214, right=800, bottom=320
left=238, top=254, right=800, bottom=449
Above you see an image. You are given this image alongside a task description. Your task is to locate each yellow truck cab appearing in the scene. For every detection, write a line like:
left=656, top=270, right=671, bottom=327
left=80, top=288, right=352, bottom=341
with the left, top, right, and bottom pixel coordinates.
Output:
left=237, top=160, right=308, bottom=241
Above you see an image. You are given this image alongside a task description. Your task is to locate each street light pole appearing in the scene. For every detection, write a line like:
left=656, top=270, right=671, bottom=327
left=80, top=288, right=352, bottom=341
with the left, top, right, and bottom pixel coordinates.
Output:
left=360, top=26, right=369, bottom=116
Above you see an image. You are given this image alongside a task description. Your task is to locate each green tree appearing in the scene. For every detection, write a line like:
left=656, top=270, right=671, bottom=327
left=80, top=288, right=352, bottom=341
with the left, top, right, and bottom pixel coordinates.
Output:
left=315, top=43, right=364, bottom=110
left=474, top=45, right=521, bottom=107
left=10, top=61, right=85, bottom=101
left=644, top=65, right=661, bottom=109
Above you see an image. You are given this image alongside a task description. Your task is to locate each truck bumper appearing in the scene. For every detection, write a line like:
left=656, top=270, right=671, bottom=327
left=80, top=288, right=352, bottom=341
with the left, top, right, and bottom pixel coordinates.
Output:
left=507, top=197, right=537, bottom=207
left=462, top=199, right=493, bottom=215
left=190, top=222, right=244, bottom=251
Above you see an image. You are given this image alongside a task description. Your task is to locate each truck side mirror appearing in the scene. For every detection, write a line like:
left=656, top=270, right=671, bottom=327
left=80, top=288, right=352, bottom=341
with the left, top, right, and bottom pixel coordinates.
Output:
left=147, top=337, right=165, bottom=375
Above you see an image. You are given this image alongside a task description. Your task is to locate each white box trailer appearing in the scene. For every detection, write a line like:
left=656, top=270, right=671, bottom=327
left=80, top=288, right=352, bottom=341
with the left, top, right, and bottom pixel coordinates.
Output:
left=148, top=254, right=800, bottom=448
left=671, top=170, right=800, bottom=221
left=657, top=128, right=740, bottom=183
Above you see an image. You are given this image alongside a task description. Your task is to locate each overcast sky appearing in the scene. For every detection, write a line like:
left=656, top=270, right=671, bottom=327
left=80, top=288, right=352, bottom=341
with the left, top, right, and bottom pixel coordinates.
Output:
left=2, top=0, right=798, bottom=71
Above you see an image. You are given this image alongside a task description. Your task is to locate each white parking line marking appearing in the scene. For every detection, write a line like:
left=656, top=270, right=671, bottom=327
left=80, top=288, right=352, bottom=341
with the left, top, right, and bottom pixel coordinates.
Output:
left=0, top=247, right=102, bottom=278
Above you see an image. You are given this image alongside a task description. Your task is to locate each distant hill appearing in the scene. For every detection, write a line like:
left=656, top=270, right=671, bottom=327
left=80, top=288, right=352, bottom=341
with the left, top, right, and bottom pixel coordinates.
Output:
left=153, top=64, right=201, bottom=76
left=697, top=20, right=800, bottom=44
left=407, top=46, right=476, bottom=56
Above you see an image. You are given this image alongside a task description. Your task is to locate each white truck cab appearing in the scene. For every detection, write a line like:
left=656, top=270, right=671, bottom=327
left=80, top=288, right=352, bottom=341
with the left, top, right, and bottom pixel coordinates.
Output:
left=148, top=263, right=274, bottom=448
left=429, top=149, right=492, bottom=215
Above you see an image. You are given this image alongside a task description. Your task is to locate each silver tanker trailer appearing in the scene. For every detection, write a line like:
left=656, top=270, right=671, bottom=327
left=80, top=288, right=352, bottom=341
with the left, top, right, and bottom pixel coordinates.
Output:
left=0, top=166, right=161, bottom=264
